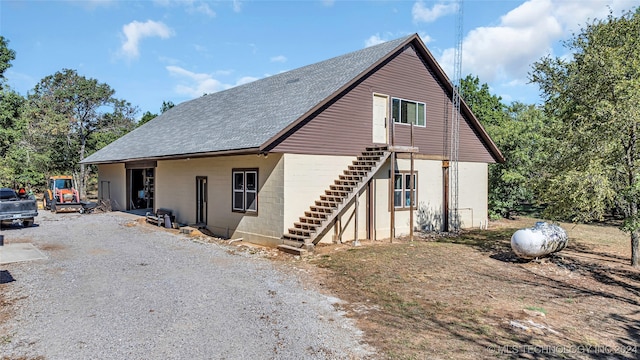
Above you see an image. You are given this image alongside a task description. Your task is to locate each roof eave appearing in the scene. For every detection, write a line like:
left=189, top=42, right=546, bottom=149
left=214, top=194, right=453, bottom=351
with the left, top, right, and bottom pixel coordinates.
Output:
left=411, top=36, right=505, bottom=163
left=258, top=34, right=504, bottom=163
left=82, top=147, right=261, bottom=165
left=259, top=35, right=416, bottom=153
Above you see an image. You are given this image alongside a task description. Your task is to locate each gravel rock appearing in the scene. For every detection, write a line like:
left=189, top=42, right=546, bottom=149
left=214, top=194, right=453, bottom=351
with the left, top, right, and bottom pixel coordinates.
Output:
left=0, top=211, right=375, bottom=359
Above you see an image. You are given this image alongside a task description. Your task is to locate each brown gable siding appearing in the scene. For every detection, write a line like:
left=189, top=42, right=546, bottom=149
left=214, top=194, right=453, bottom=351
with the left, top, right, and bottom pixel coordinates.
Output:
left=271, top=45, right=495, bottom=163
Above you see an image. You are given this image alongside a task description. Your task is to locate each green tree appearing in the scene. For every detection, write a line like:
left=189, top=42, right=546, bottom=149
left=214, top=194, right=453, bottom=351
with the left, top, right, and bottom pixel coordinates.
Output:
left=460, top=75, right=550, bottom=218
left=530, top=9, right=640, bottom=267
left=0, top=36, right=15, bottom=81
left=0, top=36, right=27, bottom=186
left=137, top=110, right=157, bottom=127
left=137, top=100, right=175, bottom=127
left=27, top=69, right=137, bottom=199
left=0, top=90, right=26, bottom=184
left=460, top=75, right=506, bottom=127
left=160, top=100, right=174, bottom=113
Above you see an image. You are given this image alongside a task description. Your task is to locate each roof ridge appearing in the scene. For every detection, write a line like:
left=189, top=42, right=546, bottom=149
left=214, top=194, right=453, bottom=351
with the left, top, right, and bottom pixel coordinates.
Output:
left=82, top=34, right=425, bottom=164
left=177, top=34, right=415, bottom=107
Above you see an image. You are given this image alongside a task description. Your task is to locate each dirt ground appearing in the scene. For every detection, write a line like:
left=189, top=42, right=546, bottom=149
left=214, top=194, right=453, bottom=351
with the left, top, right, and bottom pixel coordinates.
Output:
left=2, top=216, right=639, bottom=359
left=277, top=217, right=640, bottom=359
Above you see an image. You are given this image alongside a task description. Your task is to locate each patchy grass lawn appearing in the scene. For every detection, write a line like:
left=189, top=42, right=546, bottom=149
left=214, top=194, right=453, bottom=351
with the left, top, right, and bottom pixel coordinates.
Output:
left=291, top=217, right=640, bottom=359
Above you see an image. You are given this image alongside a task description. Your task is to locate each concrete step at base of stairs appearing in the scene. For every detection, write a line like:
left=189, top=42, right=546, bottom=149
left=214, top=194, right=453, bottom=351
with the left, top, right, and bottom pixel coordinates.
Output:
left=277, top=244, right=308, bottom=256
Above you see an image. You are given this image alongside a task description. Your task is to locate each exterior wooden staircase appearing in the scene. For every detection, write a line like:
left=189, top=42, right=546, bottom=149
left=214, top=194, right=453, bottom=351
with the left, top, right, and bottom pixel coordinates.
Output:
left=278, top=146, right=391, bottom=254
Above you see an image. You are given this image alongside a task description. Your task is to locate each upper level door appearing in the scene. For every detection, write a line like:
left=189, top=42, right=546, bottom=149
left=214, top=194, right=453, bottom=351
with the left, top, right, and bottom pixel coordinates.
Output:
left=372, top=94, right=389, bottom=144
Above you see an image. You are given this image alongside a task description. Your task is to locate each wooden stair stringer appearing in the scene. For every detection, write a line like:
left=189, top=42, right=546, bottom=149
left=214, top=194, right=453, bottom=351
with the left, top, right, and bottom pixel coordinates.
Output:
left=307, top=150, right=391, bottom=246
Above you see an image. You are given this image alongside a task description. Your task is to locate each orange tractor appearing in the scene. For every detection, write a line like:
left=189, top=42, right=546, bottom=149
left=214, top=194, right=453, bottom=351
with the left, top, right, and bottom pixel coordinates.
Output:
left=43, top=176, right=83, bottom=213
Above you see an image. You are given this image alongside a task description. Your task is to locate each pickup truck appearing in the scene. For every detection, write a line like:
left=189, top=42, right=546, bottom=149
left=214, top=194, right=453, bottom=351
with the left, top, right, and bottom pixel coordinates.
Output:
left=0, top=187, right=38, bottom=227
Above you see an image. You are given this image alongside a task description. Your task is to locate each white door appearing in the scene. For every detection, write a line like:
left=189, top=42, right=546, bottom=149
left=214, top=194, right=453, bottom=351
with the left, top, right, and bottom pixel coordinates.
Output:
left=372, top=94, right=388, bottom=144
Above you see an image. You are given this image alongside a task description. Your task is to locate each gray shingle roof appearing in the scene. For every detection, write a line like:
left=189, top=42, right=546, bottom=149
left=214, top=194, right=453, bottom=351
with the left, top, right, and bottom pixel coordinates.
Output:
left=82, top=35, right=413, bottom=164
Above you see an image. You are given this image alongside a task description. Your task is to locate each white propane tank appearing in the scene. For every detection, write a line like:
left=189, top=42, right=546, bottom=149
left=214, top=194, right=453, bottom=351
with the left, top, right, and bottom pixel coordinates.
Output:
left=511, top=222, right=568, bottom=259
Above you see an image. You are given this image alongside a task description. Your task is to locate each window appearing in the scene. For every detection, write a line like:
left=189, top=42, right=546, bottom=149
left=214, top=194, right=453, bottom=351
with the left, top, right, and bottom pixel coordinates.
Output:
left=392, top=98, right=426, bottom=126
left=393, top=171, right=417, bottom=209
left=232, top=169, right=258, bottom=213
left=0, top=189, right=17, bottom=200
left=54, top=179, right=73, bottom=190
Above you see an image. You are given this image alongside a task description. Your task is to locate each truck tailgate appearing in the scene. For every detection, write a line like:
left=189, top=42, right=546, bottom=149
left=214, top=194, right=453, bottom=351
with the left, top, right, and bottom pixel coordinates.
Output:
left=0, top=200, right=38, bottom=220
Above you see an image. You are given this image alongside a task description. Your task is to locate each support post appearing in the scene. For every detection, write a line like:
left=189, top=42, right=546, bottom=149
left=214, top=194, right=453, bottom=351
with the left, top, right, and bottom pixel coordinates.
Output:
left=390, top=118, right=395, bottom=243
left=410, top=123, right=414, bottom=242
left=354, top=192, right=360, bottom=246
left=334, top=217, right=342, bottom=244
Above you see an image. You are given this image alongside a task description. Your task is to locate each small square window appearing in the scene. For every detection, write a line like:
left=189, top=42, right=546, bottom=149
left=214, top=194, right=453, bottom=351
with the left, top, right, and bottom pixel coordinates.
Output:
left=392, top=172, right=417, bottom=210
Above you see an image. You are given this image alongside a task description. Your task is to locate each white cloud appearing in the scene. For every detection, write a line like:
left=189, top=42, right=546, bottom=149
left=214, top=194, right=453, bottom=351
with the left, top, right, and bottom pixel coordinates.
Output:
left=154, top=1, right=216, bottom=17
left=365, top=35, right=387, bottom=47
left=158, top=55, right=181, bottom=65
left=366, top=32, right=424, bottom=48
left=120, top=20, right=174, bottom=60
left=232, top=0, right=242, bottom=12
left=167, top=65, right=225, bottom=97
left=412, top=0, right=459, bottom=23
left=417, top=32, right=433, bottom=44
left=270, top=55, right=287, bottom=63
left=437, top=0, right=638, bottom=85
left=236, top=76, right=259, bottom=86
left=71, top=0, right=114, bottom=10
left=166, top=66, right=257, bottom=97
left=188, top=2, right=216, bottom=17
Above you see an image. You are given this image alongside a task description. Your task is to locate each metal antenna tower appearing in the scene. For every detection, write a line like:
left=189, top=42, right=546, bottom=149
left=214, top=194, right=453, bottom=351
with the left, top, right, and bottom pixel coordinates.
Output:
left=450, top=0, right=463, bottom=232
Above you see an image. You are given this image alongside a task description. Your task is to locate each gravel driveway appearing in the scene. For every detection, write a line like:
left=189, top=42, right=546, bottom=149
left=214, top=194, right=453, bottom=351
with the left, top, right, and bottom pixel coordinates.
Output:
left=0, top=211, right=374, bottom=359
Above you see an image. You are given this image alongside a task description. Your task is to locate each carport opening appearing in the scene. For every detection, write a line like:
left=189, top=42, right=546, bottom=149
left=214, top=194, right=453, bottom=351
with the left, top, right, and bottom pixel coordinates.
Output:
left=128, top=168, right=154, bottom=210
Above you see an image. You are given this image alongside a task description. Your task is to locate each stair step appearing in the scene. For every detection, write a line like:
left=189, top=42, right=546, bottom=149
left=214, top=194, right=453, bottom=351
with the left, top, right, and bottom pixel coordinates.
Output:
left=335, top=179, right=358, bottom=186
left=283, top=238, right=305, bottom=247
left=294, top=222, right=318, bottom=230
left=315, top=200, right=339, bottom=207
left=320, top=194, right=344, bottom=202
left=330, top=183, right=354, bottom=190
left=352, top=160, right=377, bottom=166
left=277, top=244, right=308, bottom=256
left=348, top=165, right=372, bottom=171
left=310, top=205, right=335, bottom=213
left=304, top=211, right=329, bottom=219
left=357, top=155, right=382, bottom=161
left=325, top=189, right=350, bottom=196
left=366, top=146, right=388, bottom=151
left=299, top=216, right=323, bottom=224
left=343, top=171, right=368, bottom=177
left=289, top=227, right=314, bottom=236
left=283, top=233, right=310, bottom=241
left=338, top=174, right=362, bottom=181
left=362, top=151, right=386, bottom=157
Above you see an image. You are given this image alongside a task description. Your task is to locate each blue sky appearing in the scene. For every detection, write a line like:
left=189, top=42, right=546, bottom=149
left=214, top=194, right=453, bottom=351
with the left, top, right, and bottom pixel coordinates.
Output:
left=2, top=0, right=638, bottom=117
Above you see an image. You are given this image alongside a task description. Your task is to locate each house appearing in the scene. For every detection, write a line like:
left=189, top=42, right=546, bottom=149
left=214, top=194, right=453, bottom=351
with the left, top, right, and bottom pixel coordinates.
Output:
left=82, top=34, right=504, bottom=250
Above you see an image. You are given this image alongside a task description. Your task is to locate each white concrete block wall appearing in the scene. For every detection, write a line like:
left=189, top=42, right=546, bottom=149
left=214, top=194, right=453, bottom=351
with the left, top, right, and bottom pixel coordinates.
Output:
left=457, top=162, right=488, bottom=228
left=97, top=163, right=126, bottom=211
left=385, top=158, right=445, bottom=237
left=282, top=153, right=354, bottom=235
left=99, top=153, right=487, bottom=247
left=156, top=154, right=284, bottom=245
